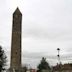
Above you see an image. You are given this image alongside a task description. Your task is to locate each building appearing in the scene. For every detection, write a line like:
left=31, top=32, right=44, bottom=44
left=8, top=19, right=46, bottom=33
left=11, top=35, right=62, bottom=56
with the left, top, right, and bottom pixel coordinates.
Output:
left=9, top=7, right=22, bottom=72
left=53, top=63, right=72, bottom=72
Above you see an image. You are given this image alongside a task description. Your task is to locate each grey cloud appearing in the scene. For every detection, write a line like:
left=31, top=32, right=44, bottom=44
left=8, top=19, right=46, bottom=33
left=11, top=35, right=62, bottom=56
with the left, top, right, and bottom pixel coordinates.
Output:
left=65, top=47, right=72, bottom=53
left=22, top=22, right=72, bottom=41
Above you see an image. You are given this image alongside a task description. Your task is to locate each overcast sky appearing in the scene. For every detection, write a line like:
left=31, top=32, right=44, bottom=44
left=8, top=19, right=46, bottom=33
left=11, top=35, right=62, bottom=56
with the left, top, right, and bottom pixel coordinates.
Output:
left=0, top=0, right=72, bottom=68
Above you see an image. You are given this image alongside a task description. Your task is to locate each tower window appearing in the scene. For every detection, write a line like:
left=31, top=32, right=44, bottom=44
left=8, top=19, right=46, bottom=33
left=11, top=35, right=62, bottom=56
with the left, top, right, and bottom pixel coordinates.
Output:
left=16, top=50, right=17, bottom=54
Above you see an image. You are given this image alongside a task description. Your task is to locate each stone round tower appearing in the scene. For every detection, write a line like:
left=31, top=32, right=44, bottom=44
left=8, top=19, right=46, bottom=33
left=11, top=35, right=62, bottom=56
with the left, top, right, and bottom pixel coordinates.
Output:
left=10, top=7, right=22, bottom=72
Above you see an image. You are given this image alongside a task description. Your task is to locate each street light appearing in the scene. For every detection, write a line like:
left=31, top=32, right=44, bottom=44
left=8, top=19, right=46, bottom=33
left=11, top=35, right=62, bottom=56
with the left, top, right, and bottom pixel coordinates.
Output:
left=57, top=48, right=60, bottom=64
left=57, top=48, right=62, bottom=72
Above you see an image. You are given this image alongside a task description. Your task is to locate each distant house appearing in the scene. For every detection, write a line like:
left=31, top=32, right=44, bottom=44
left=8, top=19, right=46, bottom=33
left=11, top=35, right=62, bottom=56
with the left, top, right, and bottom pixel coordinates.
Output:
left=53, top=63, right=72, bottom=72
left=30, top=69, right=37, bottom=72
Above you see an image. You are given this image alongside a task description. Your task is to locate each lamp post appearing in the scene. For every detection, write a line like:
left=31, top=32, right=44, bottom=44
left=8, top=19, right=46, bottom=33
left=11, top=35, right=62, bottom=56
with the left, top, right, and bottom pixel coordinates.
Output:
left=57, top=48, right=60, bottom=64
left=57, top=48, right=61, bottom=72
